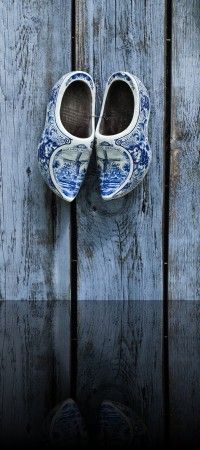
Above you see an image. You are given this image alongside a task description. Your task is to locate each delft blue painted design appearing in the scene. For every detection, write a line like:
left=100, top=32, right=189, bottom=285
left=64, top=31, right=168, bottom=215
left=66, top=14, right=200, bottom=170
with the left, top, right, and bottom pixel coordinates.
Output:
left=38, top=72, right=94, bottom=200
left=38, top=76, right=71, bottom=197
left=97, top=142, right=131, bottom=197
left=114, top=79, right=151, bottom=197
left=71, top=72, right=94, bottom=88
left=98, top=74, right=151, bottom=199
left=51, top=144, right=90, bottom=199
left=108, top=72, right=133, bottom=85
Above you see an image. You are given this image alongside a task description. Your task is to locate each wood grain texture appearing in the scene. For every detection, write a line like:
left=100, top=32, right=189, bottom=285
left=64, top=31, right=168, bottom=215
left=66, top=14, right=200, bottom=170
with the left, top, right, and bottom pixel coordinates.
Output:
left=169, top=0, right=200, bottom=300
left=0, top=0, right=72, bottom=300
left=77, top=301, right=164, bottom=445
left=169, top=301, right=200, bottom=447
left=75, top=0, right=165, bottom=444
left=168, top=3, right=200, bottom=445
left=0, top=1, right=72, bottom=445
left=75, top=0, right=165, bottom=301
left=0, top=300, right=70, bottom=446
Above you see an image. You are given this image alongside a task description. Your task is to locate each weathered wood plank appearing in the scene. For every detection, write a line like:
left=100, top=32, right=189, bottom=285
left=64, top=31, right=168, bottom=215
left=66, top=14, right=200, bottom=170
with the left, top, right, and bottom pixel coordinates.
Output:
left=75, top=0, right=165, bottom=444
left=0, top=300, right=70, bottom=446
left=169, top=0, right=200, bottom=446
left=169, top=301, right=200, bottom=447
left=0, top=1, right=72, bottom=445
left=169, top=0, right=200, bottom=300
left=77, top=301, right=164, bottom=446
left=0, top=0, right=72, bottom=300
left=76, top=0, right=164, bottom=301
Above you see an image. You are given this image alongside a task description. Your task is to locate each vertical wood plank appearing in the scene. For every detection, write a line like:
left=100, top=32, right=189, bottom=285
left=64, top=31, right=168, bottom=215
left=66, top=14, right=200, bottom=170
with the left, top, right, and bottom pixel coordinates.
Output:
left=77, top=301, right=164, bottom=446
left=76, top=0, right=165, bottom=301
left=0, top=1, right=72, bottom=445
left=0, top=300, right=70, bottom=446
left=169, top=0, right=200, bottom=301
left=169, top=0, right=200, bottom=446
left=169, top=301, right=200, bottom=447
left=75, top=0, right=166, bottom=444
left=0, top=0, right=72, bottom=300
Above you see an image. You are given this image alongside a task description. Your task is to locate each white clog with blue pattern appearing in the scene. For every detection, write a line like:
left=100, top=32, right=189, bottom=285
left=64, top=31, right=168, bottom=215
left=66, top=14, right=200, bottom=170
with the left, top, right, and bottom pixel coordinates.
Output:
left=96, top=72, right=151, bottom=200
left=38, top=72, right=95, bottom=202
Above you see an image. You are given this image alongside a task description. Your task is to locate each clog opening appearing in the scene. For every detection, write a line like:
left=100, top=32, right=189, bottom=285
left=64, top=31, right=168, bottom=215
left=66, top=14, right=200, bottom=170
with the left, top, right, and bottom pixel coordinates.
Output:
left=99, top=80, right=134, bottom=135
left=60, top=81, right=92, bottom=138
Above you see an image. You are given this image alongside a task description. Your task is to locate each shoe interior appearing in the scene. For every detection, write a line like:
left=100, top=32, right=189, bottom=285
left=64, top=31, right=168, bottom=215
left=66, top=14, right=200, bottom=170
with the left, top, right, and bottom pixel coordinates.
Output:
left=99, top=80, right=134, bottom=135
left=60, top=81, right=92, bottom=138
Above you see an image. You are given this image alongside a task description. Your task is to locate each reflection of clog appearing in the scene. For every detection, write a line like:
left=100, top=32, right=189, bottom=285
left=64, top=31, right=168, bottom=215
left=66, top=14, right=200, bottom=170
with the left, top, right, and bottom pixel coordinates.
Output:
left=99, top=400, right=150, bottom=448
left=38, top=72, right=95, bottom=202
left=96, top=72, right=151, bottom=200
left=44, top=399, right=88, bottom=448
